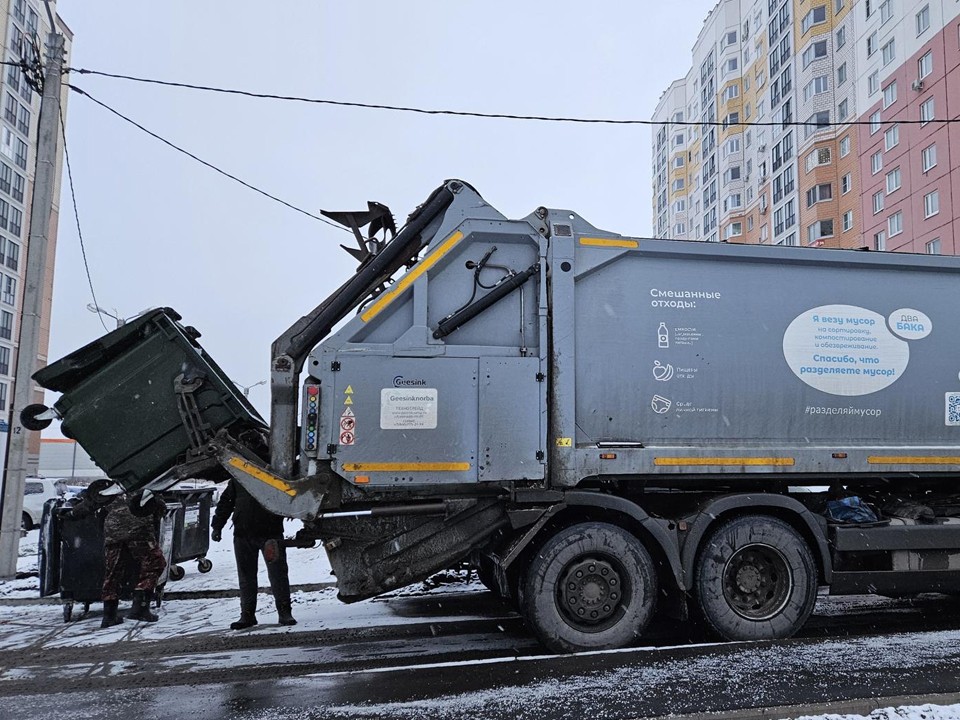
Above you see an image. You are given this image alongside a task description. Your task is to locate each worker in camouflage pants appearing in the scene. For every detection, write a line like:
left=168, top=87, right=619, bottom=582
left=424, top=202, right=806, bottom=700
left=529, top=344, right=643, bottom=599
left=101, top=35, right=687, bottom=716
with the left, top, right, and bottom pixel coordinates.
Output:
left=65, top=480, right=167, bottom=628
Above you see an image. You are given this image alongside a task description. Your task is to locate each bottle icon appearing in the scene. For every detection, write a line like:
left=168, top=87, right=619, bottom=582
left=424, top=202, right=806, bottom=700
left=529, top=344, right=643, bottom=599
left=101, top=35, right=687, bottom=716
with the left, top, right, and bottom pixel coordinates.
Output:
left=657, top=322, right=669, bottom=349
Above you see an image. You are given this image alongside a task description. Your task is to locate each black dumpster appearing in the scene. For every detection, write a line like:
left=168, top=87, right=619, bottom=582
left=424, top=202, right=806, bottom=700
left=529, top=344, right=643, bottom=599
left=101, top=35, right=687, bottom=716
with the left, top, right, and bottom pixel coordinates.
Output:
left=32, top=308, right=266, bottom=492
left=39, top=496, right=179, bottom=622
left=162, top=485, right=216, bottom=579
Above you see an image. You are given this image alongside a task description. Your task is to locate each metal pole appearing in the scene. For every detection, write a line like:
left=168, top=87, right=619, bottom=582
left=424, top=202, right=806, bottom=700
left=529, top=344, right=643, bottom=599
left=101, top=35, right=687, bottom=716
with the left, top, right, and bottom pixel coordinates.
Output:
left=0, top=32, right=64, bottom=576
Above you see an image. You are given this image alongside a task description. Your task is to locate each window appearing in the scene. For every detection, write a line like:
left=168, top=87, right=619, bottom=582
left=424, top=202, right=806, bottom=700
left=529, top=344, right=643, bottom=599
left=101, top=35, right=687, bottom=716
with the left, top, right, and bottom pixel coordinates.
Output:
left=871, top=151, right=883, bottom=174
left=723, top=166, right=741, bottom=184
left=926, top=238, right=941, bottom=255
left=888, top=211, right=903, bottom=236
left=0, top=164, right=10, bottom=196
left=802, top=40, right=828, bottom=68
left=4, top=239, right=17, bottom=271
left=916, top=5, right=930, bottom=35
left=803, top=75, right=830, bottom=101
left=804, top=111, right=830, bottom=138
left=920, top=97, right=934, bottom=125
left=724, top=84, right=740, bottom=101
left=16, top=105, right=28, bottom=136
left=673, top=134, right=684, bottom=147
left=918, top=51, right=933, bottom=79
left=839, top=136, right=850, bottom=157
left=725, top=57, right=739, bottom=75
left=13, top=138, right=26, bottom=170
left=884, top=124, right=899, bottom=150
left=886, top=167, right=901, bottom=192
left=922, top=143, right=937, bottom=172
left=672, top=179, right=685, bottom=191
left=802, top=6, right=827, bottom=33
left=881, top=39, right=896, bottom=66
left=870, top=111, right=882, bottom=134
left=674, top=199, right=686, bottom=212
left=674, top=156, right=685, bottom=168
left=842, top=211, right=853, bottom=232
left=723, top=111, right=740, bottom=127
left=725, top=222, right=743, bottom=239
left=874, top=230, right=886, bottom=251
left=773, top=166, right=795, bottom=202
left=0, top=345, right=9, bottom=375
left=868, top=71, right=879, bottom=95
left=873, top=192, right=885, bottom=214
left=841, top=173, right=852, bottom=194
left=805, top=147, right=832, bottom=172
left=882, top=81, right=897, bottom=109
left=924, top=190, right=939, bottom=218
left=3, top=94, right=15, bottom=126
left=0, top=199, right=7, bottom=230
left=1, top=274, right=14, bottom=305
left=674, top=223, right=686, bottom=235
left=880, top=0, right=893, bottom=24
left=726, top=30, right=738, bottom=46
left=12, top=0, right=24, bottom=24
left=12, top=173, right=24, bottom=203
left=0, top=310, right=10, bottom=340
left=725, top=138, right=741, bottom=156
left=837, top=62, right=847, bottom=85
left=838, top=99, right=849, bottom=121
left=807, top=219, right=834, bottom=244
left=806, top=183, right=833, bottom=207
left=835, top=0, right=845, bottom=10
left=836, top=26, right=846, bottom=49
left=867, top=32, right=877, bottom=56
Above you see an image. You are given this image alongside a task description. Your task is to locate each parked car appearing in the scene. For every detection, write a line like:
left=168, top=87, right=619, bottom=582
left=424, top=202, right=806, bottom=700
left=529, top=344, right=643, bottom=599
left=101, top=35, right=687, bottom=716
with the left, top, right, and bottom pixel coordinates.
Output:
left=22, top=477, right=67, bottom=530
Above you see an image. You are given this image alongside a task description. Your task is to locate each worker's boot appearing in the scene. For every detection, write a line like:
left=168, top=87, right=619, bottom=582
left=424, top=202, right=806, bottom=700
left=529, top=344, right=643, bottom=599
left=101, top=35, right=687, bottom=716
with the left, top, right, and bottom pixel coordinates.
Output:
left=230, top=600, right=258, bottom=630
left=100, top=599, right=123, bottom=629
left=277, top=602, right=297, bottom=626
left=127, top=589, right=159, bottom=622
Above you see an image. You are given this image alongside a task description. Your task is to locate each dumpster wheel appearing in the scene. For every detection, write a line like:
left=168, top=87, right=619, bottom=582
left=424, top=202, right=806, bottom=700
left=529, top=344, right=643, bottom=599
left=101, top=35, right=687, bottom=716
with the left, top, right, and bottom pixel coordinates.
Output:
left=197, top=558, right=213, bottom=573
left=169, top=564, right=185, bottom=581
left=62, top=603, right=72, bottom=623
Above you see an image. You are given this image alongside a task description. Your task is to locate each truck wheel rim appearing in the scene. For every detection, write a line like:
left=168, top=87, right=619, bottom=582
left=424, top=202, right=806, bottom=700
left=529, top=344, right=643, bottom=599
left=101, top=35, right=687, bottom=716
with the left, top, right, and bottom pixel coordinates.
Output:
left=557, top=555, right=625, bottom=630
left=721, top=543, right=792, bottom=621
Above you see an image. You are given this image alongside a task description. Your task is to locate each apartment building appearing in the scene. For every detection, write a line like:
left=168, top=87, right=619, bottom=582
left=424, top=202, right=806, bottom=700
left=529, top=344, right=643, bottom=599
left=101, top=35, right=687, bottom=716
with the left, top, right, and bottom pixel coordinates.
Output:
left=0, top=0, right=71, bottom=474
left=651, top=0, right=960, bottom=255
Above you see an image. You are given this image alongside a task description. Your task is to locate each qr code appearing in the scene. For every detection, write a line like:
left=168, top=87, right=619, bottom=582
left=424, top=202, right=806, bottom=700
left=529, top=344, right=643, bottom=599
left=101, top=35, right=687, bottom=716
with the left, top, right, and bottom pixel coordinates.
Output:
left=947, top=393, right=960, bottom=426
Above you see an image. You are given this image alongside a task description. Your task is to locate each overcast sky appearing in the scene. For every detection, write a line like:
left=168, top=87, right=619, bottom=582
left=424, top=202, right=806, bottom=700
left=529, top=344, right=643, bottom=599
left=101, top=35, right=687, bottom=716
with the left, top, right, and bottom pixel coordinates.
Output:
left=47, top=0, right=717, bottom=422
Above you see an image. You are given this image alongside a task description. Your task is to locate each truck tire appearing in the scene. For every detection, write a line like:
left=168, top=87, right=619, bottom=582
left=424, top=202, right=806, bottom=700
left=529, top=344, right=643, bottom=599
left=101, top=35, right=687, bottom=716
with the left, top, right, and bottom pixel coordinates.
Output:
left=695, top=515, right=817, bottom=641
left=521, top=522, right=658, bottom=653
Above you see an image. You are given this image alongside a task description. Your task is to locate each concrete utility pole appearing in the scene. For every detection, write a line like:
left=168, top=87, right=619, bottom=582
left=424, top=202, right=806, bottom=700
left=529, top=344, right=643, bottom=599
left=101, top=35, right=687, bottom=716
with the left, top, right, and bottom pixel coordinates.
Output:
left=0, top=31, right=65, bottom=577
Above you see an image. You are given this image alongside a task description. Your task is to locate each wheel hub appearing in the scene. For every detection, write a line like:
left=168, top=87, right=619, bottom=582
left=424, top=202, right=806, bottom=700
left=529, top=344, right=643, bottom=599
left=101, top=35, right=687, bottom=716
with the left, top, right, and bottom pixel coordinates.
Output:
left=558, top=557, right=622, bottom=626
left=722, top=543, right=792, bottom=621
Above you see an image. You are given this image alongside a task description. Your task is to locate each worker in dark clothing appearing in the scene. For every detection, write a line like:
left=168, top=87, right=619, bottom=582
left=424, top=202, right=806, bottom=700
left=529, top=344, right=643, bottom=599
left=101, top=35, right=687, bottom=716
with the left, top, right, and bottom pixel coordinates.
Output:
left=211, top=479, right=296, bottom=629
left=65, top=480, right=167, bottom=628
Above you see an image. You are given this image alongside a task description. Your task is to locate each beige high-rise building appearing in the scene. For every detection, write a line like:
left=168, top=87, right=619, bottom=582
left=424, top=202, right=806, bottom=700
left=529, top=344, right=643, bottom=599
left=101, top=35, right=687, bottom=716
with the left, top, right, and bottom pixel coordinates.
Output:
left=0, top=0, right=72, bottom=475
left=652, top=0, right=960, bottom=255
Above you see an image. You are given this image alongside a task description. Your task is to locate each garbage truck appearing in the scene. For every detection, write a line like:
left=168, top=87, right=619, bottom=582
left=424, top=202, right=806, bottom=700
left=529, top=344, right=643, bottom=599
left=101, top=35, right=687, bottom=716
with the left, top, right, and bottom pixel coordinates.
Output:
left=24, top=179, right=960, bottom=653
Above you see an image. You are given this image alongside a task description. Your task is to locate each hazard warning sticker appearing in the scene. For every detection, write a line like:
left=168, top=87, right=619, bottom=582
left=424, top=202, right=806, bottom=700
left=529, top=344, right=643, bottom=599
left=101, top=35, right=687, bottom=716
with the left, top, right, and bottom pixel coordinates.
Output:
left=339, top=430, right=355, bottom=445
left=339, top=405, right=356, bottom=444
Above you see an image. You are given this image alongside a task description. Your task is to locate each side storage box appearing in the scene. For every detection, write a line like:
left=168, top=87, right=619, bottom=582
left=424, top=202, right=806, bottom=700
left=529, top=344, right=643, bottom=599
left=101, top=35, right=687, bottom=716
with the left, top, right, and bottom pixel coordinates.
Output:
left=34, top=308, right=266, bottom=492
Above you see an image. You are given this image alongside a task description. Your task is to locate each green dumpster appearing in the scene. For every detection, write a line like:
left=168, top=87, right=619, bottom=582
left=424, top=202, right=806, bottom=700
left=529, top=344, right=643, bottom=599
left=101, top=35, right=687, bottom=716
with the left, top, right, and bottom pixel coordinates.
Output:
left=33, top=308, right=266, bottom=491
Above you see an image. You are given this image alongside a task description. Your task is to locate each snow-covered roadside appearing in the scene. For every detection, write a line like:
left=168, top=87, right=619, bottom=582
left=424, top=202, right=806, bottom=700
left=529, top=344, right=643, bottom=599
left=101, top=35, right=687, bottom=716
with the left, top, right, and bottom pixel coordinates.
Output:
left=0, top=519, right=492, bottom=651
left=786, top=703, right=960, bottom=720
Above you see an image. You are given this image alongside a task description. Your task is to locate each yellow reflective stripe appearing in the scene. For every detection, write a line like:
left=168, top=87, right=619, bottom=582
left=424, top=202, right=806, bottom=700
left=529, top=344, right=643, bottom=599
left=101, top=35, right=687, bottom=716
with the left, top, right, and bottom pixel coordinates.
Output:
left=226, top=457, right=297, bottom=496
left=867, top=456, right=960, bottom=465
left=342, top=462, right=471, bottom=472
left=361, top=231, right=465, bottom=322
left=654, top=457, right=795, bottom=466
left=579, top=237, right=639, bottom=249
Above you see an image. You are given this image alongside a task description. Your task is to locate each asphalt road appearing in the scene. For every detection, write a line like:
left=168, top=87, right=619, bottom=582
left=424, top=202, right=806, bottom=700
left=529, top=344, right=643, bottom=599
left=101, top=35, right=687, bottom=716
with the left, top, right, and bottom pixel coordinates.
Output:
left=3, top=591, right=960, bottom=719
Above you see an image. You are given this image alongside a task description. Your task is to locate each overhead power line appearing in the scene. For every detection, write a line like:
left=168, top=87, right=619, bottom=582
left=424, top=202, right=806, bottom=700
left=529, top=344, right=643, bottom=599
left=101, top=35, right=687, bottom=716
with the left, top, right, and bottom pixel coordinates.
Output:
left=66, top=84, right=350, bottom=232
left=66, top=66, right=959, bottom=128
left=59, top=108, right=108, bottom=332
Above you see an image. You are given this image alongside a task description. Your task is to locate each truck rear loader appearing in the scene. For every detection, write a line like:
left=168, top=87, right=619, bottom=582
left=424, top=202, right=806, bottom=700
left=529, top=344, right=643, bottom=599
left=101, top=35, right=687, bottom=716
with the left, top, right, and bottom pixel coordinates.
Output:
left=25, top=180, right=960, bottom=653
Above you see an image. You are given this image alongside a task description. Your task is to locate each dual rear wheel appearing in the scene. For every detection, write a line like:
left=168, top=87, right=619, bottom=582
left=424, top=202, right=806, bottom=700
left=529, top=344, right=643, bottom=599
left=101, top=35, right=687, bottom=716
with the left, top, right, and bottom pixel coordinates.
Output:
left=520, top=515, right=818, bottom=653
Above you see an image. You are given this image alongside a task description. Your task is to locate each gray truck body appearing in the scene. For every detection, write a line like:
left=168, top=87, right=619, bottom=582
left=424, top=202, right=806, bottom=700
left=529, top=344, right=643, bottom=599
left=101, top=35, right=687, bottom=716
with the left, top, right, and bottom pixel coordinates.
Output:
left=32, top=180, right=960, bottom=653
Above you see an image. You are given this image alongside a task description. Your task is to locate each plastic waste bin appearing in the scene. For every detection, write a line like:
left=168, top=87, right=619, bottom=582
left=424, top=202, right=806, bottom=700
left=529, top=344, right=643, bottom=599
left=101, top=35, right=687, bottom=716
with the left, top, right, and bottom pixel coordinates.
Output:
left=162, top=486, right=216, bottom=580
left=32, top=308, right=266, bottom=492
left=39, top=496, right=179, bottom=622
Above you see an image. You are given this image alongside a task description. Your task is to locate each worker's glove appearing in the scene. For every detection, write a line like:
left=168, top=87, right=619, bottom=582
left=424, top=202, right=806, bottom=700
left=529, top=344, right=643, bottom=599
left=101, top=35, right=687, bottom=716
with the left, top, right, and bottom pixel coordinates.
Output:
left=211, top=528, right=222, bottom=542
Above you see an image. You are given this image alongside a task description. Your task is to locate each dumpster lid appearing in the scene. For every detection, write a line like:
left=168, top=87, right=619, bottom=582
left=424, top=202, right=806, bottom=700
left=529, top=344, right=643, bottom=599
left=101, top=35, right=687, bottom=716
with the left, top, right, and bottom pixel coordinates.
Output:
left=34, top=308, right=188, bottom=392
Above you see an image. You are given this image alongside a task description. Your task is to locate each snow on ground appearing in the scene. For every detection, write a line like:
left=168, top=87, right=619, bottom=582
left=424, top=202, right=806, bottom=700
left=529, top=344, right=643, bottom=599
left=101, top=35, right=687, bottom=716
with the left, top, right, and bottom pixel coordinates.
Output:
left=786, top=704, right=960, bottom=720
left=0, top=519, right=490, bottom=651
